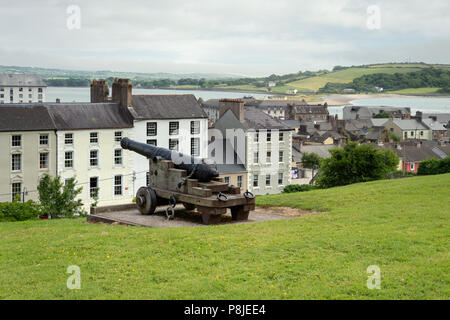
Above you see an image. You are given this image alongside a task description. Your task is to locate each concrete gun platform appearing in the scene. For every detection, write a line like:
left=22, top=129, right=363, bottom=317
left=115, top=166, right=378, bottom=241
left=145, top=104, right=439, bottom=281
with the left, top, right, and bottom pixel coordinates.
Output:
left=87, top=204, right=322, bottom=228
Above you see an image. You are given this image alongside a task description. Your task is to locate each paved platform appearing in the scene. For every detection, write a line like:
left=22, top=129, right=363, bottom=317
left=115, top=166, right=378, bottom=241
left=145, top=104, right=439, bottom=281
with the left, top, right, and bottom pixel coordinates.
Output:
left=87, top=205, right=322, bottom=228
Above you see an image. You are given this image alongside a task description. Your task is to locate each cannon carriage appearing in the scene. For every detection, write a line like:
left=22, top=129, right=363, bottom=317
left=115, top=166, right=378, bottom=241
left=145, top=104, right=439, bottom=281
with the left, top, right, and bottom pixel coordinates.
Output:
left=121, top=138, right=255, bottom=225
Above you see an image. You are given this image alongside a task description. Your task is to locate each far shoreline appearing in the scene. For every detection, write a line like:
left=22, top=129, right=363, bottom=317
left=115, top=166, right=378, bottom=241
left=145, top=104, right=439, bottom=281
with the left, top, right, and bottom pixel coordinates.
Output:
left=46, top=86, right=450, bottom=105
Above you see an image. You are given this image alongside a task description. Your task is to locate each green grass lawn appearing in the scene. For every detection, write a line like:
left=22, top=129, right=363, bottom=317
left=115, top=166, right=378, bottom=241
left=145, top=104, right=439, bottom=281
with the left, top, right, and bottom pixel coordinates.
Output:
left=0, top=174, right=449, bottom=299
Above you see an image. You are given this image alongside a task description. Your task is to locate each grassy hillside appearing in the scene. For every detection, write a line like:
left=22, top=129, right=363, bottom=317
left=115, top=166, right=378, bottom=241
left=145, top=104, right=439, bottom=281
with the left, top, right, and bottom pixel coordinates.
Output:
left=285, top=65, right=443, bottom=92
left=0, top=174, right=449, bottom=299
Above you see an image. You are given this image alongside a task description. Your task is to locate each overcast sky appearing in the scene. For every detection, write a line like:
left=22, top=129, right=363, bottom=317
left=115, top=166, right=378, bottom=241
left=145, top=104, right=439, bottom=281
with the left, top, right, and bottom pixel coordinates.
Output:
left=1, top=0, right=449, bottom=77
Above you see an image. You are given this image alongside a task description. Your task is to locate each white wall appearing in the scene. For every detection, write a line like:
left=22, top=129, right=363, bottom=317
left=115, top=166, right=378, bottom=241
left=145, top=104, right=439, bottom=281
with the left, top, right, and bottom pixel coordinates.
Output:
left=130, top=118, right=209, bottom=193
left=246, top=130, right=293, bottom=195
left=57, top=128, right=134, bottom=210
left=0, top=86, right=46, bottom=104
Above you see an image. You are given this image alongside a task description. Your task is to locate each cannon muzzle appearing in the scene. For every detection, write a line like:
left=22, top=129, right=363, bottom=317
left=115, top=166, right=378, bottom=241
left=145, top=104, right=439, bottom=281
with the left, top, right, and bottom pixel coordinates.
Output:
left=121, top=137, right=219, bottom=182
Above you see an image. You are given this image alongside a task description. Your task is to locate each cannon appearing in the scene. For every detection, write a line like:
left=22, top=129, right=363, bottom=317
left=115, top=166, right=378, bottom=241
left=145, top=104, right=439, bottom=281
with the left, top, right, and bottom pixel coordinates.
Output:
left=121, top=138, right=255, bottom=225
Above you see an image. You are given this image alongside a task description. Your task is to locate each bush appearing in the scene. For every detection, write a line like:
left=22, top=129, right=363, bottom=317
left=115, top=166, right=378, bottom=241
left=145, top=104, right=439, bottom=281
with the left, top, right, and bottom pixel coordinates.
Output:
left=0, top=197, right=42, bottom=222
left=283, top=184, right=318, bottom=193
left=417, top=158, right=450, bottom=175
left=37, top=175, right=86, bottom=218
left=316, top=143, right=399, bottom=188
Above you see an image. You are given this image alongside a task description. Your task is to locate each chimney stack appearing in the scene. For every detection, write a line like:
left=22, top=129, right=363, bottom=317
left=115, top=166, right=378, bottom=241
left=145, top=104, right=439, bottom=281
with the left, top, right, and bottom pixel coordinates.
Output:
left=112, top=78, right=132, bottom=108
left=219, top=99, right=244, bottom=121
left=415, top=111, right=423, bottom=122
left=90, top=80, right=109, bottom=103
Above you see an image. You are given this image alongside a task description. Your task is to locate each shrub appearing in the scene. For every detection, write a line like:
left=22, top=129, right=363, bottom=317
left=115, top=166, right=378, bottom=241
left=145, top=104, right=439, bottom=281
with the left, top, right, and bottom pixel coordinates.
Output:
left=0, top=198, right=42, bottom=222
left=316, top=143, right=399, bottom=188
left=37, top=175, right=86, bottom=219
left=283, top=184, right=318, bottom=193
left=417, top=158, right=450, bottom=175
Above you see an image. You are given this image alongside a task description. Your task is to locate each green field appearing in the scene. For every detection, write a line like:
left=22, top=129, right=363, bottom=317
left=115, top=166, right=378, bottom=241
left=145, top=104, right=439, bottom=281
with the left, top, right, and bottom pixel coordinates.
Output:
left=286, top=67, right=425, bottom=92
left=214, top=63, right=450, bottom=94
left=0, top=174, right=449, bottom=299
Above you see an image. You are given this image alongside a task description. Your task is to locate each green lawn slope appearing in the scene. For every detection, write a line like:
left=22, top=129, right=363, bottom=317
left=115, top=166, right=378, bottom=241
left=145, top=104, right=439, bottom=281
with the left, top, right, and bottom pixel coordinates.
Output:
left=0, top=174, right=449, bottom=299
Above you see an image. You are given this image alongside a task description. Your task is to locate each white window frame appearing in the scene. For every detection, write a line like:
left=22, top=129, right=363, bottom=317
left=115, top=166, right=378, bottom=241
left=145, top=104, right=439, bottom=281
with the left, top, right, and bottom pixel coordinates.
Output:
left=11, top=154, right=21, bottom=172
left=114, top=149, right=123, bottom=166
left=147, top=122, right=157, bottom=136
left=40, top=152, right=49, bottom=170
left=90, top=150, right=99, bottom=167
left=65, top=151, right=74, bottom=168
left=114, top=175, right=123, bottom=196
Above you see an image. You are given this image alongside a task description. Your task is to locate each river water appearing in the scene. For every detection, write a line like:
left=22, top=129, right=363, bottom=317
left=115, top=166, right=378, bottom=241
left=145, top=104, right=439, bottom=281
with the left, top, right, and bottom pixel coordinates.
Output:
left=46, top=87, right=270, bottom=102
left=46, top=87, right=450, bottom=119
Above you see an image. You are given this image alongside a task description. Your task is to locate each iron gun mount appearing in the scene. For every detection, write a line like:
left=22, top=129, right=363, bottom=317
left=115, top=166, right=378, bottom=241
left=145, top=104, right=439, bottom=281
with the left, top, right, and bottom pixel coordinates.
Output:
left=121, top=138, right=255, bottom=225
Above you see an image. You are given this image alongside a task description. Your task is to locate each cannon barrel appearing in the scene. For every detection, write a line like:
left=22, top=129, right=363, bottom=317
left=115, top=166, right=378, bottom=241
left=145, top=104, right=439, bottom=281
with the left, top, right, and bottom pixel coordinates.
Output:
left=121, top=137, right=219, bottom=182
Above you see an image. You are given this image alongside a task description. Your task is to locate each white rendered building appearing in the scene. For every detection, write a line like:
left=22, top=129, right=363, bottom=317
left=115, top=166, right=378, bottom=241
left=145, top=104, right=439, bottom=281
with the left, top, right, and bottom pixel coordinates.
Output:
left=0, top=73, right=47, bottom=104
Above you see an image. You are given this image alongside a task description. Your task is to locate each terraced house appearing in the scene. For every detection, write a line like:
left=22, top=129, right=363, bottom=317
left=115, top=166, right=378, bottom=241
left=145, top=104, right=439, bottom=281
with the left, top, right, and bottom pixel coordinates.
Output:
left=212, top=99, right=294, bottom=196
left=0, top=78, right=209, bottom=211
left=0, top=73, right=47, bottom=104
left=0, top=106, right=57, bottom=202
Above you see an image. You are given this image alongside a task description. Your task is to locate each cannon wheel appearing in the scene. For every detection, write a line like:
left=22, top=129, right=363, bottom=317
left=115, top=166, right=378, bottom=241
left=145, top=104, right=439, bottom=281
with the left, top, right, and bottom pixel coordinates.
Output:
left=136, top=187, right=157, bottom=215
left=183, top=203, right=196, bottom=211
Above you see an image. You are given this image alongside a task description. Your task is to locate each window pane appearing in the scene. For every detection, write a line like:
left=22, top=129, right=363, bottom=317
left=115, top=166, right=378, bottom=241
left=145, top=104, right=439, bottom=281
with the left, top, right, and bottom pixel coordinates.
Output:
left=114, top=175, right=122, bottom=195
left=65, top=152, right=73, bottom=168
left=169, top=122, right=179, bottom=135
left=115, top=131, right=122, bottom=142
left=191, top=138, right=199, bottom=156
left=147, top=122, right=157, bottom=136
left=90, top=177, right=98, bottom=198
left=90, top=132, right=98, bottom=144
left=65, top=133, right=73, bottom=145
left=191, top=121, right=200, bottom=134
left=12, top=135, right=21, bottom=147
left=40, top=134, right=49, bottom=145
left=169, top=139, right=179, bottom=151
left=114, top=149, right=122, bottom=165
left=40, top=153, right=49, bottom=169
left=12, top=154, right=21, bottom=171
left=90, top=150, right=98, bottom=166
left=12, top=183, right=21, bottom=201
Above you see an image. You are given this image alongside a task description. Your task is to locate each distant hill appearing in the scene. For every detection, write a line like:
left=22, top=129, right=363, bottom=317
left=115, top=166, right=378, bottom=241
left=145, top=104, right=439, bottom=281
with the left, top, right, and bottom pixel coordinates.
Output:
left=275, top=63, right=450, bottom=94
left=0, top=65, right=243, bottom=81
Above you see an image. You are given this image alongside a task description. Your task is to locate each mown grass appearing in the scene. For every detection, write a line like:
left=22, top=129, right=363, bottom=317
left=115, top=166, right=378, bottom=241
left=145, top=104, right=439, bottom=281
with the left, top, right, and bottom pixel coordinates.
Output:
left=0, top=174, right=449, bottom=299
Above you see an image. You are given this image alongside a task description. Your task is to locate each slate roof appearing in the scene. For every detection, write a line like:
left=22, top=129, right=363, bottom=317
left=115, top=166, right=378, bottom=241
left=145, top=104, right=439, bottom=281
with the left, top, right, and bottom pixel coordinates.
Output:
left=0, top=73, right=46, bottom=87
left=423, top=113, right=450, bottom=125
left=382, top=141, right=450, bottom=162
left=131, top=95, right=207, bottom=120
left=343, top=106, right=411, bottom=120
left=242, top=107, right=293, bottom=131
left=393, top=119, right=428, bottom=130
left=216, top=164, right=247, bottom=174
left=292, top=142, right=334, bottom=162
left=293, top=105, right=328, bottom=114
left=422, top=118, right=447, bottom=131
left=344, top=119, right=373, bottom=131
left=47, top=103, right=133, bottom=130
left=281, top=120, right=301, bottom=129
left=371, top=118, right=389, bottom=127
left=0, top=104, right=55, bottom=132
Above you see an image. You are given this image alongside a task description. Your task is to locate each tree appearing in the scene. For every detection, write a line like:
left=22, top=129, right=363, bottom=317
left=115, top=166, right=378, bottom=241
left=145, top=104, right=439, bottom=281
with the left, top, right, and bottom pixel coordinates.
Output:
left=302, top=152, right=322, bottom=169
left=316, top=143, right=399, bottom=188
left=37, top=175, right=85, bottom=218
